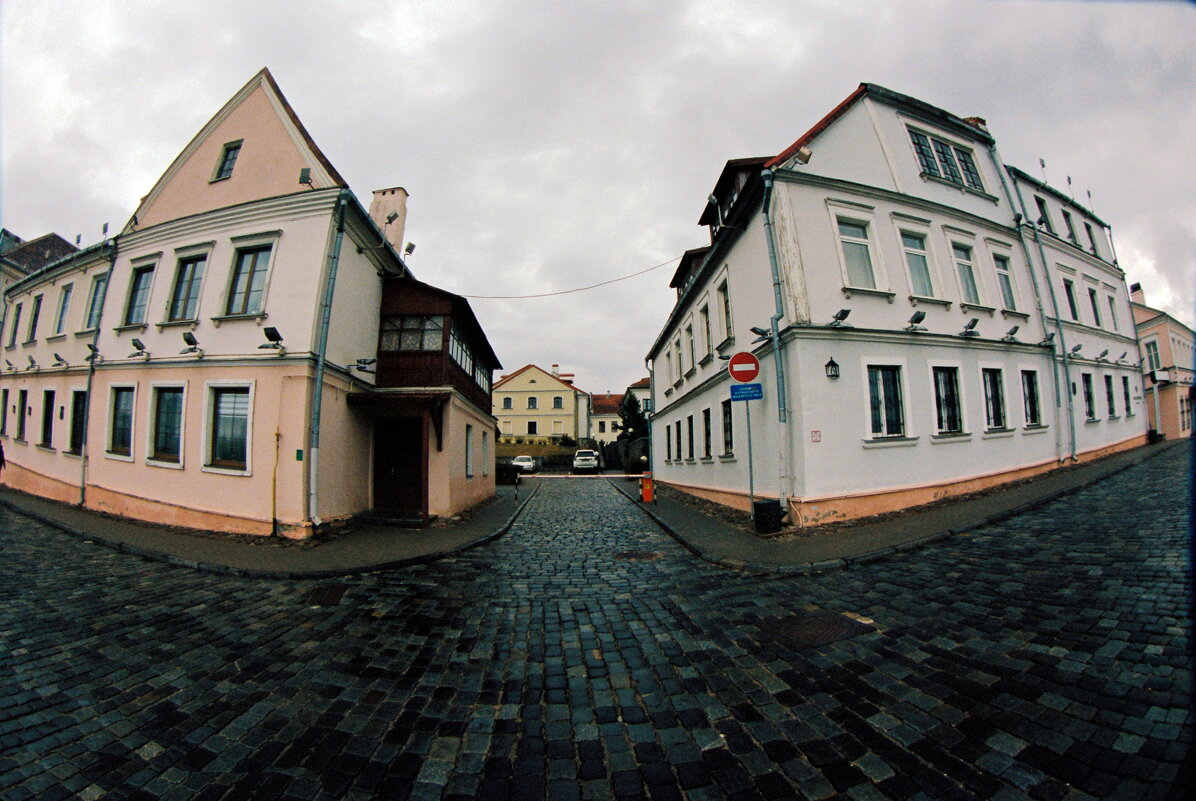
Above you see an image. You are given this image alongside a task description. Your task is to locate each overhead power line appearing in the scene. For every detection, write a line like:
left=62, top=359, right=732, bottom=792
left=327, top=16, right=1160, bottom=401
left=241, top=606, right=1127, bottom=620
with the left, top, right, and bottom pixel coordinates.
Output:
left=459, top=256, right=680, bottom=299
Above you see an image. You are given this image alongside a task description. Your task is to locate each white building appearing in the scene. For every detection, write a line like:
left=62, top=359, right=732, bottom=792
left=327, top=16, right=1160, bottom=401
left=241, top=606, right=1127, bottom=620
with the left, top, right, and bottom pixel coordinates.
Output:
left=646, top=84, right=1146, bottom=525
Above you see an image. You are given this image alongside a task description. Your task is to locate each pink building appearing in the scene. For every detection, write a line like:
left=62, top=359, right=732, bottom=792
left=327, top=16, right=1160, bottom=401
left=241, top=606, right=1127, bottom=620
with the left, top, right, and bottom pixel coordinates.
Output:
left=1131, top=283, right=1194, bottom=440
left=1, top=69, right=500, bottom=536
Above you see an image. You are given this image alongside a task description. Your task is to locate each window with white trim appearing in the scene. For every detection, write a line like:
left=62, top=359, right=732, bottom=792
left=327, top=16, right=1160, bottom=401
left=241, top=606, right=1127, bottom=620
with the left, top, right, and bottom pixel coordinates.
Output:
left=932, top=366, right=963, bottom=434
left=124, top=266, right=155, bottom=326
left=40, top=390, right=55, bottom=448
left=868, top=365, right=904, bottom=438
left=1104, top=375, right=1116, bottom=418
left=69, top=390, right=87, bottom=454
left=1122, top=376, right=1132, bottom=416
left=213, top=141, right=242, bottom=181
left=982, top=368, right=1007, bottom=430
left=993, top=254, right=1017, bottom=310
left=837, top=218, right=877, bottom=289
left=1144, top=340, right=1160, bottom=371
left=901, top=231, right=934, bottom=297
left=717, top=280, right=733, bottom=342
left=24, top=295, right=42, bottom=343
left=168, top=255, right=207, bottom=322
left=150, top=386, right=185, bottom=464
left=953, top=243, right=980, bottom=304
left=6, top=302, right=21, bottom=347
left=1087, top=287, right=1102, bottom=327
left=1062, top=279, right=1079, bottom=320
left=1105, top=296, right=1118, bottom=332
left=702, top=408, right=711, bottom=458
left=1035, top=197, right=1055, bottom=235
left=84, top=273, right=108, bottom=330
left=108, top=386, right=135, bottom=456
left=1021, top=371, right=1041, bottom=427
left=1081, top=374, right=1096, bottom=420
left=53, top=284, right=73, bottom=336
left=207, top=386, right=250, bottom=471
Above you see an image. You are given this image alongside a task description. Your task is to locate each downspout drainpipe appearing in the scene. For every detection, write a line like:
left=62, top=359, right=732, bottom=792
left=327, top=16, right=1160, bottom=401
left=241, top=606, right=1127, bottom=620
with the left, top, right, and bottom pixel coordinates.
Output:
left=985, top=145, right=1067, bottom=463
left=759, top=170, right=792, bottom=507
left=307, top=190, right=349, bottom=529
left=80, top=237, right=117, bottom=506
left=1007, top=171, right=1077, bottom=462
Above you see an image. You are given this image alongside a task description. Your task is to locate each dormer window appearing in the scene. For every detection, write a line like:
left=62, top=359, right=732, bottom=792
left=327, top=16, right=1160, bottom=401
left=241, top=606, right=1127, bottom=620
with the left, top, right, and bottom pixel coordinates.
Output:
left=1034, top=197, right=1055, bottom=234
left=908, top=129, right=984, bottom=191
left=213, top=141, right=242, bottom=182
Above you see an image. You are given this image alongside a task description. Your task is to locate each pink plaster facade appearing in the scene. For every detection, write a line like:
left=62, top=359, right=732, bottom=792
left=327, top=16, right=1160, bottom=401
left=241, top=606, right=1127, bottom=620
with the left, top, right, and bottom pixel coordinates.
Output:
left=1, top=69, right=499, bottom=539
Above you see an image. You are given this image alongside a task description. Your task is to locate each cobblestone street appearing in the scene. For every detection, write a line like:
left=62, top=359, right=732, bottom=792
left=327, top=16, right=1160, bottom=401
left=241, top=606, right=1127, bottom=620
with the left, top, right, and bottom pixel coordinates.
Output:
left=1, top=445, right=1191, bottom=801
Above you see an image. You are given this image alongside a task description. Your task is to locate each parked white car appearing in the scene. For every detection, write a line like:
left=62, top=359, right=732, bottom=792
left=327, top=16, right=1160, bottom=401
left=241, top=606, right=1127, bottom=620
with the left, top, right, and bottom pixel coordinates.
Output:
left=571, top=449, right=600, bottom=474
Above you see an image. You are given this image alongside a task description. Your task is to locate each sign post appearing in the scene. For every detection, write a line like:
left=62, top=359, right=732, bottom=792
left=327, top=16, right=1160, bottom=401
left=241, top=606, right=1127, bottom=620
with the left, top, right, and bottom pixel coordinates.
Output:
left=728, top=352, right=762, bottom=506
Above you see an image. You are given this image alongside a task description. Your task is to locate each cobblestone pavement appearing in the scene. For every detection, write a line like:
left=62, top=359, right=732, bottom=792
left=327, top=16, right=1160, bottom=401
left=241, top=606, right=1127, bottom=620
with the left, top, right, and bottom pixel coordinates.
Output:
left=1, top=445, right=1191, bottom=801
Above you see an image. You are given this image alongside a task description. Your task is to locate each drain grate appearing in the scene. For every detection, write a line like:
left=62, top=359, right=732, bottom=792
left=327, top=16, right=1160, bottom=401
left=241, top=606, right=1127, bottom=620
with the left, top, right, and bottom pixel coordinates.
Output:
left=304, top=584, right=350, bottom=606
left=756, top=610, right=873, bottom=648
left=613, top=551, right=663, bottom=561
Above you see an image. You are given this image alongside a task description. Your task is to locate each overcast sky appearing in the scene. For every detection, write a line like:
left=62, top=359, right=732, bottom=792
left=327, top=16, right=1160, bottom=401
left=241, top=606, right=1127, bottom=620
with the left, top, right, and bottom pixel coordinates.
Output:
left=3, top=0, right=1193, bottom=395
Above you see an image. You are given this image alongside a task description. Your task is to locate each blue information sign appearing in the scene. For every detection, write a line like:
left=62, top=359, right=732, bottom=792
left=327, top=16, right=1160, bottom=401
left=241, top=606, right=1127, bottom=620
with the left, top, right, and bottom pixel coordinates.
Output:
left=730, top=382, right=763, bottom=401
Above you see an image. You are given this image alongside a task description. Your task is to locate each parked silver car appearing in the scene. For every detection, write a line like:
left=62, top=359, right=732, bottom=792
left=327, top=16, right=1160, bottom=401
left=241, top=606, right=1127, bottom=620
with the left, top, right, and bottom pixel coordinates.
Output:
left=511, top=455, right=537, bottom=473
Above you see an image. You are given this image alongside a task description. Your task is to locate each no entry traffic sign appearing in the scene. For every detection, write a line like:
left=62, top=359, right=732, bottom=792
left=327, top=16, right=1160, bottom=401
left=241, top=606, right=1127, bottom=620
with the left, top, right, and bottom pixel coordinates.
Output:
left=728, top=351, right=760, bottom=383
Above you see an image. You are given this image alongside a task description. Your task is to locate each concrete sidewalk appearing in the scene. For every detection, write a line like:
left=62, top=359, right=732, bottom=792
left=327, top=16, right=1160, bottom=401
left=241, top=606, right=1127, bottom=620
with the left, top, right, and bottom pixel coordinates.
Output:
left=0, top=481, right=540, bottom=579
left=613, top=439, right=1186, bottom=573
left=0, top=440, right=1182, bottom=578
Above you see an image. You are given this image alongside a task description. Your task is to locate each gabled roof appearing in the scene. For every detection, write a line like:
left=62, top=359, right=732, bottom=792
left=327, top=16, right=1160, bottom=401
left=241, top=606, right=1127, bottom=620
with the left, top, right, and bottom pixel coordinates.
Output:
left=0, top=233, right=78, bottom=274
left=591, top=393, right=623, bottom=416
left=669, top=246, right=712, bottom=289
left=627, top=377, right=650, bottom=389
left=1004, top=165, right=1109, bottom=228
left=125, top=67, right=348, bottom=233
left=494, top=364, right=589, bottom=395
left=697, top=157, right=770, bottom=226
left=766, top=82, right=994, bottom=171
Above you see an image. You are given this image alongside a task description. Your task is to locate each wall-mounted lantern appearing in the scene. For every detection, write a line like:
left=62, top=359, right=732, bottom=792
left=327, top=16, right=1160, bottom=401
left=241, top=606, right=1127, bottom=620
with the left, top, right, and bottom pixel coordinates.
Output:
left=825, top=358, right=840, bottom=379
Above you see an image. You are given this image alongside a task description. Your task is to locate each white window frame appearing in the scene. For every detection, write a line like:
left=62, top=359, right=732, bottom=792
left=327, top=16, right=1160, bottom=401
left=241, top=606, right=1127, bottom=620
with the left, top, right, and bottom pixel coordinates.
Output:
left=83, top=271, right=109, bottom=331
left=986, top=242, right=1018, bottom=312
left=830, top=203, right=883, bottom=291
left=894, top=219, right=938, bottom=299
left=906, top=125, right=986, bottom=192
left=202, top=380, right=255, bottom=476
left=146, top=381, right=188, bottom=469
left=1080, top=373, right=1096, bottom=421
left=106, top=383, right=137, bottom=462
left=949, top=234, right=983, bottom=307
left=716, top=274, right=733, bottom=346
left=1143, top=339, right=1161, bottom=371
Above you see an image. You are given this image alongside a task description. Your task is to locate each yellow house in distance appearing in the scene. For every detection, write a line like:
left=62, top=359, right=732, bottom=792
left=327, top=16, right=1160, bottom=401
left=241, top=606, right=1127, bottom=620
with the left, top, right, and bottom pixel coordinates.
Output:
left=493, top=364, right=591, bottom=443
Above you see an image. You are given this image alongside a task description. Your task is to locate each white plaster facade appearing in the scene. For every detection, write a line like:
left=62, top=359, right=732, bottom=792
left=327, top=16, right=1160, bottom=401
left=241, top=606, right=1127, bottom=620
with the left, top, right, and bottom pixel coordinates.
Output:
left=646, top=84, right=1146, bottom=525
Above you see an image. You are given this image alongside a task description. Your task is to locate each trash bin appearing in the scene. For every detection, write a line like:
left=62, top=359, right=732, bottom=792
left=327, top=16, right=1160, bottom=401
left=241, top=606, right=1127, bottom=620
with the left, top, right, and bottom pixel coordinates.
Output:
left=753, top=499, right=784, bottom=534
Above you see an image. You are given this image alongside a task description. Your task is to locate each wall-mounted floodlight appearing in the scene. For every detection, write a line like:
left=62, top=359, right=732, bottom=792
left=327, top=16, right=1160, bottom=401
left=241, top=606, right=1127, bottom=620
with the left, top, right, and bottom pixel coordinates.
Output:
left=180, top=331, right=204, bottom=358
left=825, top=357, right=840, bottom=379
left=384, top=211, right=399, bottom=226
left=258, top=326, right=286, bottom=355
left=1118, top=351, right=1127, bottom=362
left=960, top=318, right=980, bottom=337
left=53, top=353, right=68, bottom=367
left=25, top=356, right=38, bottom=370
left=129, top=338, right=149, bottom=359
left=354, top=358, right=376, bottom=374
left=85, top=343, right=103, bottom=363
left=828, top=309, right=851, bottom=327
left=299, top=167, right=312, bottom=186
left=905, top=311, right=927, bottom=332
left=793, top=146, right=812, bottom=165
left=1039, top=332, right=1055, bottom=346
left=4, top=360, right=14, bottom=371
left=403, top=242, right=416, bottom=257
left=1002, top=325, right=1020, bottom=342
left=1070, top=344, right=1083, bottom=354
left=1096, top=349, right=1109, bottom=361
left=750, top=325, right=772, bottom=343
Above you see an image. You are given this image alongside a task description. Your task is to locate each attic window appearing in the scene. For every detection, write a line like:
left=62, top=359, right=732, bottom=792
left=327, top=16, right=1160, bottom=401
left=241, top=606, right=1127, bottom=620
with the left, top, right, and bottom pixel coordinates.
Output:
left=213, top=141, right=242, bottom=182
left=908, top=129, right=984, bottom=192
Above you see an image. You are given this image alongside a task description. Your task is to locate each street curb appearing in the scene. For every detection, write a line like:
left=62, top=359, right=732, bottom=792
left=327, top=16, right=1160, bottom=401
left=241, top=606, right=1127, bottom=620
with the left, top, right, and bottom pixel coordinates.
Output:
left=611, top=441, right=1180, bottom=574
left=0, top=481, right=541, bottom=580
